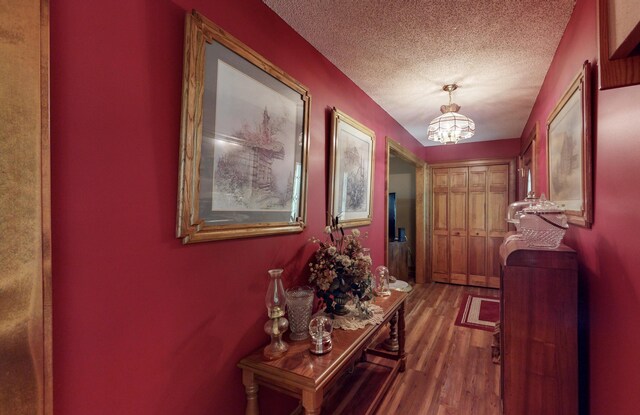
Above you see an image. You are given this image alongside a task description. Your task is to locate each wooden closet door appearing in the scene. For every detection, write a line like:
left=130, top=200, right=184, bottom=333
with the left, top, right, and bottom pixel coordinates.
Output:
left=448, top=167, right=468, bottom=285
left=468, top=166, right=487, bottom=287
left=430, top=160, right=513, bottom=287
left=487, top=164, right=509, bottom=288
left=431, top=169, right=449, bottom=283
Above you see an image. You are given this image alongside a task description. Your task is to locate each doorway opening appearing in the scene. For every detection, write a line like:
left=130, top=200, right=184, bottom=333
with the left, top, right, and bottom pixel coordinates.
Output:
left=385, top=137, right=428, bottom=284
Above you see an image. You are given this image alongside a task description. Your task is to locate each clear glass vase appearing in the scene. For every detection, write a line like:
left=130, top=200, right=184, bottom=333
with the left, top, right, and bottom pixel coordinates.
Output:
left=285, top=286, right=314, bottom=341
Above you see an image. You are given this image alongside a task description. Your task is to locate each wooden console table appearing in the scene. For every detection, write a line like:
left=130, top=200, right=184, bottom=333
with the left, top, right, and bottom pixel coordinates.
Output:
left=238, top=290, right=407, bottom=415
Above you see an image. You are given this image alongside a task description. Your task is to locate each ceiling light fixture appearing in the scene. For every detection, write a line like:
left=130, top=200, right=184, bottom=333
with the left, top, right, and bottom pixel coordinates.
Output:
left=427, top=84, right=475, bottom=145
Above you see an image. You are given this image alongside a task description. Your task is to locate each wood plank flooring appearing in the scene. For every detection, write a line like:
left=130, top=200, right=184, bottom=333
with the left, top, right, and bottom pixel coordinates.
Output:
left=376, top=282, right=501, bottom=415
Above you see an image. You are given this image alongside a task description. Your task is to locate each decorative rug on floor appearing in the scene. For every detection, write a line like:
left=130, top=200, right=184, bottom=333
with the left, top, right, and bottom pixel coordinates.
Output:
left=454, top=294, right=500, bottom=332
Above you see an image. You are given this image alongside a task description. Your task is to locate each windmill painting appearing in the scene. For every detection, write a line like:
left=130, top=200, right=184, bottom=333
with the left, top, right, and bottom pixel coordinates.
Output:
left=212, top=108, right=292, bottom=211
left=177, top=12, right=310, bottom=242
left=203, top=58, right=299, bottom=216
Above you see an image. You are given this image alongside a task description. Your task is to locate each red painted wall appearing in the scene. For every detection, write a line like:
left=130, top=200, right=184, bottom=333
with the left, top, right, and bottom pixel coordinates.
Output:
left=50, top=1, right=422, bottom=414
left=521, top=0, right=640, bottom=413
left=422, top=138, right=520, bottom=164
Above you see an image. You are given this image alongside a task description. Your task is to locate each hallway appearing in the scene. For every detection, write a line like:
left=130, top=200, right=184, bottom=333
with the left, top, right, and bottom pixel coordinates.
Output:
left=378, top=283, right=501, bottom=415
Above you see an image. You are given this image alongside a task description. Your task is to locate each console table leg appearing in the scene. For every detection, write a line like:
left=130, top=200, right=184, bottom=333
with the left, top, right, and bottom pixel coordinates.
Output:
left=383, top=311, right=399, bottom=352
left=398, top=302, right=406, bottom=372
left=302, top=389, right=323, bottom=415
left=242, top=370, right=259, bottom=415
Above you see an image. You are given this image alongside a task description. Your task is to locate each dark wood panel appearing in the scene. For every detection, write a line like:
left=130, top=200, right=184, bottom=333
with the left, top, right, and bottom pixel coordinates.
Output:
left=469, top=274, right=488, bottom=287
left=449, top=191, right=467, bottom=234
left=488, top=164, right=509, bottom=190
left=500, top=241, right=578, bottom=415
left=469, top=236, right=486, bottom=277
left=469, top=191, right=486, bottom=234
left=487, top=237, right=503, bottom=279
left=449, top=167, right=468, bottom=189
left=487, top=276, right=500, bottom=289
left=321, top=360, right=395, bottom=415
left=450, top=236, right=467, bottom=276
left=432, top=273, right=449, bottom=283
left=388, top=241, right=411, bottom=280
left=432, top=234, right=449, bottom=275
left=468, top=166, right=487, bottom=190
left=500, top=239, right=578, bottom=270
left=488, top=165, right=509, bottom=236
left=433, top=192, right=448, bottom=232
left=432, top=168, right=449, bottom=191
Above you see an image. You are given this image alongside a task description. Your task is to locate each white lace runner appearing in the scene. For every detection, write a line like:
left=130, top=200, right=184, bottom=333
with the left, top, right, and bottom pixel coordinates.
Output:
left=316, top=303, right=384, bottom=330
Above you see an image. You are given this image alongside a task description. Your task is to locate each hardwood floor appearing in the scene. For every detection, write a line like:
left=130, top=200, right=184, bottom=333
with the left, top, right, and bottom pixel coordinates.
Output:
left=376, top=282, right=501, bottom=415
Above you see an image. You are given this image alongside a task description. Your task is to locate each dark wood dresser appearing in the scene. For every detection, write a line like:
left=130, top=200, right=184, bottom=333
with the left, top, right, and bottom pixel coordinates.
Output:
left=499, top=238, right=578, bottom=414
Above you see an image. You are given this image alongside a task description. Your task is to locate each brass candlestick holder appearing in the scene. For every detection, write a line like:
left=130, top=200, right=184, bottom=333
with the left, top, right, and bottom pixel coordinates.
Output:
left=263, top=269, right=289, bottom=360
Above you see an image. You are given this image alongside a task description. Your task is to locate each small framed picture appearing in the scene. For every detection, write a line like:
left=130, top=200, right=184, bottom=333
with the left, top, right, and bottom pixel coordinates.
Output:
left=328, top=108, right=375, bottom=228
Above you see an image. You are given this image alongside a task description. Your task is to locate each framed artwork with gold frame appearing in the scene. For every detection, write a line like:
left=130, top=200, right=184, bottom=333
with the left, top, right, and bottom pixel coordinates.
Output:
left=176, top=11, right=311, bottom=243
left=546, top=61, right=593, bottom=228
left=328, top=108, right=375, bottom=228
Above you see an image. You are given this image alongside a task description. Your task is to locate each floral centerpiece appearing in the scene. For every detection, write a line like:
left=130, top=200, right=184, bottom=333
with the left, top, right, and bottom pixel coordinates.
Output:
left=308, top=216, right=373, bottom=316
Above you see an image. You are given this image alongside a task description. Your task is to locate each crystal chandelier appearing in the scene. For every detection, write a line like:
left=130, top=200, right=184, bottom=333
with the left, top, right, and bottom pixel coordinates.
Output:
left=427, top=84, right=475, bottom=145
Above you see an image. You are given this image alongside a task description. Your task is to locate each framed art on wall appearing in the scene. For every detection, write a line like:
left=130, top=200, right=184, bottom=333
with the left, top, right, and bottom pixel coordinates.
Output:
left=547, top=61, right=593, bottom=228
left=518, top=123, right=537, bottom=200
left=597, top=0, right=640, bottom=89
left=328, top=108, right=375, bottom=228
left=176, top=10, right=311, bottom=243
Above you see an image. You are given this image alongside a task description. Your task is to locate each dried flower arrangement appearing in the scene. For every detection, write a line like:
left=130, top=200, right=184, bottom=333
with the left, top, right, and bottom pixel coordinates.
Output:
left=308, top=216, right=373, bottom=315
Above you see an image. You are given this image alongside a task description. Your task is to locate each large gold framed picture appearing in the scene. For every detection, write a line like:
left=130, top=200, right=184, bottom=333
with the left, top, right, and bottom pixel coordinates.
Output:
left=328, top=108, right=375, bottom=228
left=547, top=61, right=593, bottom=228
left=177, top=11, right=311, bottom=243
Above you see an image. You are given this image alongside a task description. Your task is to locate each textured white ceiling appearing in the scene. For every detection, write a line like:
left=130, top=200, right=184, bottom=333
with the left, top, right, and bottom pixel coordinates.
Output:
left=263, top=0, right=576, bottom=146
